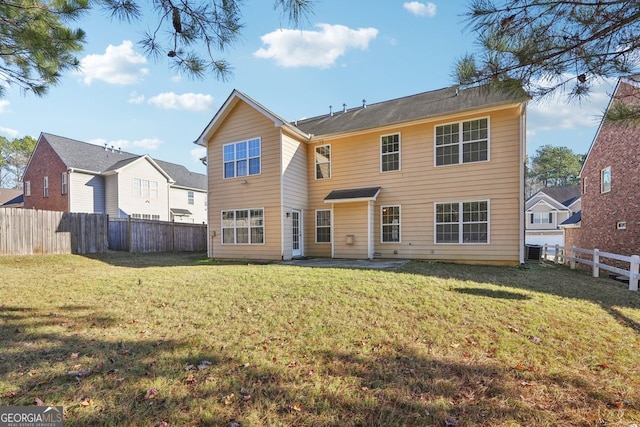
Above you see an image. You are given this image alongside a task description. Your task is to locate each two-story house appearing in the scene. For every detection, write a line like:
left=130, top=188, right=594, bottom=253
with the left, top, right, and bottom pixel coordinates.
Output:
left=23, top=133, right=207, bottom=223
left=525, top=185, right=581, bottom=250
left=196, top=85, right=528, bottom=264
left=564, top=74, right=640, bottom=257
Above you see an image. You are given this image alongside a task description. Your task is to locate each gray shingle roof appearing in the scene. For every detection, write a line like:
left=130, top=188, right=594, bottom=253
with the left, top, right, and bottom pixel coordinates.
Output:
left=537, top=185, right=581, bottom=207
left=41, top=133, right=206, bottom=190
left=294, top=84, right=528, bottom=137
left=324, top=187, right=381, bottom=201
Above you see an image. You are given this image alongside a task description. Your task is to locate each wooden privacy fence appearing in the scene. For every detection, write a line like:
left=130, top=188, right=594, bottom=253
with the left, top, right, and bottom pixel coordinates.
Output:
left=0, top=208, right=207, bottom=255
left=108, top=217, right=207, bottom=253
left=543, top=244, right=640, bottom=291
left=0, top=208, right=108, bottom=255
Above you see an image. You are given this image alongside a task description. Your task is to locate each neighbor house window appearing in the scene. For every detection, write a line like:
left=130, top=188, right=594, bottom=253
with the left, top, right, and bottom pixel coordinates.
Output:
left=601, top=166, right=611, bottom=193
left=531, top=212, right=552, bottom=224
left=435, top=201, right=488, bottom=244
left=61, top=172, right=68, bottom=195
left=381, top=133, right=400, bottom=172
left=381, top=205, right=401, bottom=242
left=315, top=145, right=331, bottom=179
left=43, top=176, right=49, bottom=198
left=316, top=210, right=331, bottom=243
left=223, top=138, right=261, bottom=179
left=435, top=118, right=489, bottom=166
left=24, top=181, right=30, bottom=197
left=188, top=191, right=194, bottom=205
left=583, top=177, right=587, bottom=194
left=133, top=178, right=158, bottom=199
left=221, top=208, right=264, bottom=244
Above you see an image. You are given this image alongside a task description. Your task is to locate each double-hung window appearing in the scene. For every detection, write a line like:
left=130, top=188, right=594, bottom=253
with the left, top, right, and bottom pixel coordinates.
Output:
left=61, top=172, right=68, bottom=195
left=133, top=178, right=158, bottom=199
left=222, top=208, right=264, bottom=244
left=316, top=210, right=331, bottom=243
left=601, top=166, right=611, bottom=193
left=223, top=138, right=261, bottom=179
left=315, top=145, right=331, bottom=179
left=435, top=118, right=488, bottom=166
left=531, top=212, right=552, bottom=224
left=381, top=206, right=401, bottom=242
left=435, top=201, right=488, bottom=244
left=381, top=134, right=400, bottom=172
left=24, top=181, right=31, bottom=197
left=43, top=176, right=49, bottom=198
left=188, top=191, right=194, bottom=205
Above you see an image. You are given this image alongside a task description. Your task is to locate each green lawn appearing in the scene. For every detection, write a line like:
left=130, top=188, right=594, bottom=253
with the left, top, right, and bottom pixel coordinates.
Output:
left=1, top=252, right=639, bottom=426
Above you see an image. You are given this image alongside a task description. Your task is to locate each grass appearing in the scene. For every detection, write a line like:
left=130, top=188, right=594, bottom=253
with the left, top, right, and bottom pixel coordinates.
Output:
left=1, top=252, right=639, bottom=426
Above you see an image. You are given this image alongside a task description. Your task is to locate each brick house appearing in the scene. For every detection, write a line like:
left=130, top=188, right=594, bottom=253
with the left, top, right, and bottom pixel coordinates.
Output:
left=23, top=133, right=208, bottom=223
left=563, top=75, right=640, bottom=257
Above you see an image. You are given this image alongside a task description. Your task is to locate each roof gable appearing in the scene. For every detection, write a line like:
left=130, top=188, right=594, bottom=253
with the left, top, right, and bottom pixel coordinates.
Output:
left=531, top=185, right=581, bottom=207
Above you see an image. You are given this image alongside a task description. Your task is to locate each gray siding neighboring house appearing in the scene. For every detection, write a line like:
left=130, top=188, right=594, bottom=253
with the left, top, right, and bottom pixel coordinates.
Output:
left=24, top=133, right=207, bottom=223
left=525, top=185, right=581, bottom=249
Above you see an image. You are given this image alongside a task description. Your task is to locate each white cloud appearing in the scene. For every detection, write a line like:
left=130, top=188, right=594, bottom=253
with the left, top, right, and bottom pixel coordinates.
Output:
left=527, top=77, right=616, bottom=132
left=190, top=147, right=207, bottom=163
left=0, top=126, right=20, bottom=139
left=147, top=92, right=214, bottom=112
left=171, top=74, right=182, bottom=83
left=128, top=91, right=145, bottom=104
left=77, top=41, right=149, bottom=85
left=254, top=24, right=379, bottom=68
left=403, top=2, right=437, bottom=17
left=88, top=137, right=162, bottom=152
left=0, top=100, right=9, bottom=114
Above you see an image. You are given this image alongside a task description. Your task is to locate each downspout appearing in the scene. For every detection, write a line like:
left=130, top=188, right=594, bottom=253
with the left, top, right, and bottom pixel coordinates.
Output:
left=519, top=104, right=527, bottom=264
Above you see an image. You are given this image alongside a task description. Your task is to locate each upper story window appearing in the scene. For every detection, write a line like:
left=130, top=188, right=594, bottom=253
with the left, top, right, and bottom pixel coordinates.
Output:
left=133, top=178, right=158, bottom=199
left=24, top=181, right=31, bottom=197
left=583, top=177, right=588, bottom=194
left=435, top=118, right=489, bottom=166
left=315, top=145, right=331, bottom=179
left=223, top=138, right=261, bottom=179
left=601, top=166, right=611, bottom=193
left=435, top=200, right=488, bottom=244
left=43, top=176, right=49, bottom=198
left=381, top=205, right=401, bottom=242
left=531, top=212, right=552, bottom=224
left=188, top=191, right=194, bottom=205
left=61, top=172, right=68, bottom=195
left=381, top=133, right=400, bottom=172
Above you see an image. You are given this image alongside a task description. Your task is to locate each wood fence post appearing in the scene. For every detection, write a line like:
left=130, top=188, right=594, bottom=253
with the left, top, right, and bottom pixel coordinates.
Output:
left=592, top=248, right=600, bottom=278
left=554, top=244, right=559, bottom=264
left=630, top=255, right=639, bottom=291
left=128, top=215, right=133, bottom=252
left=569, top=247, right=576, bottom=269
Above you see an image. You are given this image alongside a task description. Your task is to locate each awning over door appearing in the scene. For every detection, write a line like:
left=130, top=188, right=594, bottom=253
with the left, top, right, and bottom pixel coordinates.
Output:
left=324, top=187, right=381, bottom=204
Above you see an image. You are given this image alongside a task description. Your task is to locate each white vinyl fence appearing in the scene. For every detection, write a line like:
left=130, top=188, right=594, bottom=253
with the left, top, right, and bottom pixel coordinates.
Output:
left=543, top=244, right=639, bottom=291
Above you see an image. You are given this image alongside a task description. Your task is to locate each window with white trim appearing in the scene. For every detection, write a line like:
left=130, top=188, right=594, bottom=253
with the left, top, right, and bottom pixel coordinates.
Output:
left=381, top=134, right=400, bottom=172
left=316, top=210, right=331, bottom=243
left=531, top=212, right=552, bottom=224
left=223, top=138, right=261, bottom=179
left=315, top=145, right=331, bottom=179
left=43, top=176, right=49, bottom=198
left=436, top=201, right=488, bottom=244
left=381, top=205, right=401, bottom=242
left=61, top=172, right=68, bottom=195
left=133, top=178, right=158, bottom=199
left=222, top=208, right=264, bottom=244
left=24, top=181, right=31, bottom=197
left=435, top=118, right=488, bottom=166
left=601, top=166, right=611, bottom=193
left=188, top=191, right=194, bottom=205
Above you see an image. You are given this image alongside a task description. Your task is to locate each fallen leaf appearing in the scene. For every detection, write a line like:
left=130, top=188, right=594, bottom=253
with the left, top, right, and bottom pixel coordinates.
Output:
left=35, top=397, right=44, bottom=406
left=80, top=398, right=93, bottom=407
left=520, top=381, right=533, bottom=387
left=121, top=349, right=130, bottom=355
left=508, top=326, right=520, bottom=333
left=465, top=337, right=477, bottom=345
left=290, top=403, right=302, bottom=412
left=529, top=335, right=542, bottom=344
left=185, top=374, right=196, bottom=385
left=70, top=352, right=79, bottom=359
left=224, top=393, right=235, bottom=405
left=144, top=388, right=159, bottom=400
left=609, top=400, right=624, bottom=408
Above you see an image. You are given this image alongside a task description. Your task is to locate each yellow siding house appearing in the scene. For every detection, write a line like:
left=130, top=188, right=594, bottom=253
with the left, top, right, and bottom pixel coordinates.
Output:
left=195, top=84, right=528, bottom=265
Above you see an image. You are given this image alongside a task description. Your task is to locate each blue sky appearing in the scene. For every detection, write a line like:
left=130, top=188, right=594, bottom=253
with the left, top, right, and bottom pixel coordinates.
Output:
left=0, top=1, right=616, bottom=174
